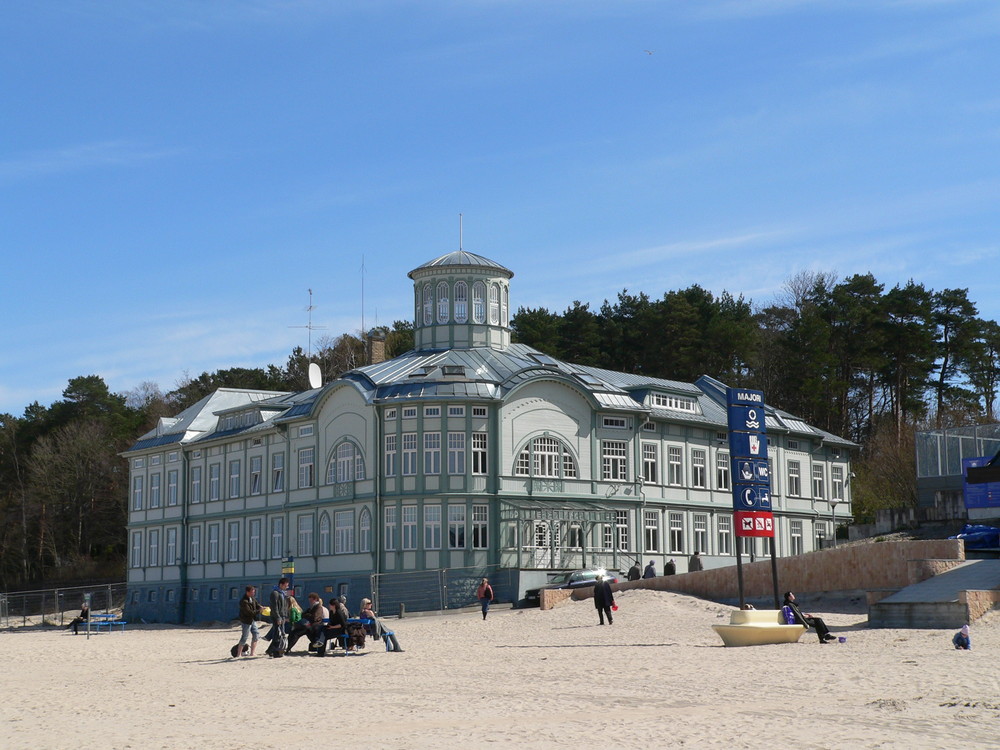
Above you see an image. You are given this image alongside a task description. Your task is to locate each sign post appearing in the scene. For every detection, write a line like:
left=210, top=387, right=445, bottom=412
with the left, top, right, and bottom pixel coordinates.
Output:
left=727, top=388, right=777, bottom=608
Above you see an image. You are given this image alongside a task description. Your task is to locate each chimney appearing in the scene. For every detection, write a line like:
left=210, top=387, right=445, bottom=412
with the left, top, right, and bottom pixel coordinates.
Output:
left=367, top=329, right=386, bottom=365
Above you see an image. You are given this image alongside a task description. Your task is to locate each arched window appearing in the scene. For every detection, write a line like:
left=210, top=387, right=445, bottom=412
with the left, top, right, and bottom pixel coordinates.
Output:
left=319, top=513, right=331, bottom=555
left=359, top=507, right=372, bottom=553
left=327, top=442, right=365, bottom=484
left=414, top=287, right=421, bottom=326
left=489, top=284, right=500, bottom=325
left=454, top=281, right=468, bottom=323
left=423, top=284, right=433, bottom=326
left=437, top=281, right=450, bottom=324
left=472, top=281, right=486, bottom=324
left=514, top=437, right=578, bottom=478
left=502, top=286, right=509, bottom=326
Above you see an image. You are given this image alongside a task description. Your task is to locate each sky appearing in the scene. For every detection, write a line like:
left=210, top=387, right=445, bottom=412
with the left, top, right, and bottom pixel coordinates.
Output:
left=3, top=0, right=1000, bottom=416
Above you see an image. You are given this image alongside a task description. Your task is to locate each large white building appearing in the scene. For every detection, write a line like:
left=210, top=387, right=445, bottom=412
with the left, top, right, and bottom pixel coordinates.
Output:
left=124, top=250, right=855, bottom=623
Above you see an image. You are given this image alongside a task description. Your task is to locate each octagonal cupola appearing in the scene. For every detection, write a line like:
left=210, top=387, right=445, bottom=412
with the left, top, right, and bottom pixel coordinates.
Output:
left=408, top=250, right=514, bottom=351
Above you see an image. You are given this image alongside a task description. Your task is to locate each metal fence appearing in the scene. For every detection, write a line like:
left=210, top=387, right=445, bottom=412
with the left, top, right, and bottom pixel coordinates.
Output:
left=0, top=582, right=127, bottom=630
left=372, top=564, right=515, bottom=616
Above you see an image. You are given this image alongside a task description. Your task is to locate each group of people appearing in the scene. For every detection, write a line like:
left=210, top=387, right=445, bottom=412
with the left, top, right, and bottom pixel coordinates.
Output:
left=233, top=578, right=404, bottom=658
left=625, top=554, right=702, bottom=581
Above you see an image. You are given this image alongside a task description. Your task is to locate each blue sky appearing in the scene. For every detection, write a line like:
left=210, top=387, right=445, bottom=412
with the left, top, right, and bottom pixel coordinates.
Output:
left=3, top=0, right=1000, bottom=416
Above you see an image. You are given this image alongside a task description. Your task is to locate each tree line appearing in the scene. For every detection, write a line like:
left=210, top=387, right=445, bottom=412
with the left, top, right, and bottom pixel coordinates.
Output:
left=0, top=272, right=993, bottom=589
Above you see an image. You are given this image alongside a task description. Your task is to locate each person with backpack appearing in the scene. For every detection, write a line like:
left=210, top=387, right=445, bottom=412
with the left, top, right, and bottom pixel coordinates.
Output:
left=232, top=585, right=263, bottom=658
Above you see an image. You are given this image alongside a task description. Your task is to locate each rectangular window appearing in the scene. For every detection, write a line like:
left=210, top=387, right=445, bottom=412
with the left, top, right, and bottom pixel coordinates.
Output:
left=402, top=433, right=417, bottom=476
left=297, top=515, right=314, bottom=556
left=130, top=531, right=142, bottom=568
left=228, top=521, right=240, bottom=561
left=250, top=456, right=262, bottom=495
left=566, top=524, right=583, bottom=548
left=335, top=510, right=354, bottom=554
left=134, top=458, right=145, bottom=469
left=132, top=476, right=143, bottom=511
left=649, top=392, right=698, bottom=412
left=669, top=511, right=684, bottom=553
left=208, top=524, right=220, bottom=563
left=691, top=449, right=707, bottom=489
left=229, top=460, right=241, bottom=498
left=602, top=440, right=628, bottom=480
left=668, top=446, right=683, bottom=486
left=249, top=519, right=262, bottom=560
left=740, top=536, right=755, bottom=557
left=448, top=505, right=466, bottom=548
left=615, top=509, right=629, bottom=551
left=319, top=514, right=331, bottom=555
left=716, top=453, right=730, bottom=491
left=832, top=466, right=845, bottom=501
left=472, top=406, right=487, bottom=418
left=272, top=452, right=285, bottom=492
left=270, top=517, right=284, bottom=559
left=189, top=526, right=201, bottom=564
left=190, top=466, right=202, bottom=504
left=359, top=511, right=371, bottom=553
left=424, top=432, right=441, bottom=475
left=472, top=504, right=488, bottom=549
left=209, top=463, right=221, bottom=501
left=717, top=515, right=732, bottom=555
left=472, top=433, right=488, bottom=475
left=642, top=443, right=658, bottom=484
left=402, top=406, right=417, bottom=419
left=448, top=432, right=466, bottom=475
left=791, top=520, right=803, bottom=555
left=424, top=504, right=442, bottom=549
left=385, top=434, right=397, bottom=477
left=383, top=408, right=398, bottom=422
left=298, top=425, right=314, bottom=437
left=402, top=505, right=418, bottom=550
left=602, top=416, right=627, bottom=429
left=813, top=465, right=825, bottom=499
left=448, top=405, right=465, bottom=417
left=149, top=473, right=161, bottom=508
left=424, top=406, right=441, bottom=417
left=693, top=513, right=708, bottom=553
left=165, top=527, right=177, bottom=565
left=167, top=470, right=178, bottom=506
left=815, top=521, right=828, bottom=550
left=602, top=521, right=613, bottom=551
left=643, top=510, right=660, bottom=553
left=642, top=421, right=656, bottom=432
left=151, top=455, right=161, bottom=466
left=384, top=506, right=398, bottom=551
left=298, top=448, right=315, bottom=488
left=787, top=460, right=801, bottom=497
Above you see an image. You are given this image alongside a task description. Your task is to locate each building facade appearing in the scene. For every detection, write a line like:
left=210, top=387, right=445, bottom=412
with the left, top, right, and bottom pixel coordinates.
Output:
left=124, top=250, right=855, bottom=623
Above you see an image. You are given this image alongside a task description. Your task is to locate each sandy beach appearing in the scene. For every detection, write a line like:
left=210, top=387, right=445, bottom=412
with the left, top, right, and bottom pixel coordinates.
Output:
left=2, top=590, right=998, bottom=750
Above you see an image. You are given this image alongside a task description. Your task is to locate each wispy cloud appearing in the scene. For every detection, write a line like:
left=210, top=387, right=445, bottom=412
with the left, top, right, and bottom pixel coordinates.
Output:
left=0, top=141, right=181, bottom=184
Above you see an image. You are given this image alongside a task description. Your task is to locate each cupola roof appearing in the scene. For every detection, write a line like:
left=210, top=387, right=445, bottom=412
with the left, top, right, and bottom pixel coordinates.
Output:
left=408, top=250, right=513, bottom=279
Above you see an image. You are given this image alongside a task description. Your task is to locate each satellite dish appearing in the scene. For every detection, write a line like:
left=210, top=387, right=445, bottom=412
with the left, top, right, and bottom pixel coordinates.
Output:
left=308, top=362, right=322, bottom=389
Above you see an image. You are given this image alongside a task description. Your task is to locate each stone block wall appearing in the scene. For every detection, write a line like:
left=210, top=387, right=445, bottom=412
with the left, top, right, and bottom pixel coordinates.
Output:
left=961, top=589, right=1000, bottom=622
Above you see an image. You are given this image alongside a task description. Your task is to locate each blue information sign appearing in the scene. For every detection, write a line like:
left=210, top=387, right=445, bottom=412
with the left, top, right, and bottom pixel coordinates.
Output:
left=963, top=457, right=1000, bottom=509
left=733, top=482, right=772, bottom=510
left=727, top=388, right=772, bottom=536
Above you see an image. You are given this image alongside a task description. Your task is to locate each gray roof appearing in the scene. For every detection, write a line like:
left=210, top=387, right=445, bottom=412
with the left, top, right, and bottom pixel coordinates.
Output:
left=408, top=250, right=514, bottom=279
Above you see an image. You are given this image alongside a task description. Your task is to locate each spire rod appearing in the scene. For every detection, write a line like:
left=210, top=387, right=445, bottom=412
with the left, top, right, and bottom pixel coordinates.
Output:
left=459, top=212, right=463, bottom=251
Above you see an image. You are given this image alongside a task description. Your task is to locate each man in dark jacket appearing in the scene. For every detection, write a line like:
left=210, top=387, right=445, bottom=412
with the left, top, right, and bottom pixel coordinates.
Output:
left=233, top=585, right=262, bottom=657
left=782, top=591, right=835, bottom=643
left=266, top=577, right=291, bottom=657
left=626, top=562, right=641, bottom=581
left=593, top=574, right=615, bottom=625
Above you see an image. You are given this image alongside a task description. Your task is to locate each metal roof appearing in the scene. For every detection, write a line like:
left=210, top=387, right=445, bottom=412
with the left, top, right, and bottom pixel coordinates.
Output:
left=408, top=250, right=513, bottom=278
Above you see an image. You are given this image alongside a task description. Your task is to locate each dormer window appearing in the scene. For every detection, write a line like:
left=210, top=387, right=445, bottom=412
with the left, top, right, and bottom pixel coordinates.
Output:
left=442, top=365, right=465, bottom=376
left=408, top=366, right=435, bottom=378
left=649, top=392, right=699, bottom=414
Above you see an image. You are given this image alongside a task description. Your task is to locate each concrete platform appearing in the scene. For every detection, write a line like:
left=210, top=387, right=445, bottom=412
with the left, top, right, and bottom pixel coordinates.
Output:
left=868, top=559, right=1000, bottom=629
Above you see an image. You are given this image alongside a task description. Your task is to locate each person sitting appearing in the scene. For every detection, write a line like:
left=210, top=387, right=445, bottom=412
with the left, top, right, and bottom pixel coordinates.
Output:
left=66, top=601, right=90, bottom=635
left=324, top=596, right=350, bottom=651
left=359, top=597, right=404, bottom=652
left=782, top=592, right=836, bottom=643
left=953, top=624, right=971, bottom=650
left=286, top=592, right=328, bottom=654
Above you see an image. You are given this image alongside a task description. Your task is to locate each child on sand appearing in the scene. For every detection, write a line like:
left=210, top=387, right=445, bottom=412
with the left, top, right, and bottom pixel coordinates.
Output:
left=952, top=624, right=971, bottom=650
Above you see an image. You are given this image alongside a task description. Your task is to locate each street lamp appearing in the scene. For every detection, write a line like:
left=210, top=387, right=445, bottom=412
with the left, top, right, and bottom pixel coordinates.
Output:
left=829, top=499, right=843, bottom=548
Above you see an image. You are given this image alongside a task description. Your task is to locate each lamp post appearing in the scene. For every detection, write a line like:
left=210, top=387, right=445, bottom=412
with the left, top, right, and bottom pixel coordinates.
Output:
left=830, top=499, right=842, bottom=548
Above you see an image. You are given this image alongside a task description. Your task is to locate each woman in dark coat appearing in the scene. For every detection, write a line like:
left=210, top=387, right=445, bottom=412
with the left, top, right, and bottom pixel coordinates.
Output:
left=782, top=592, right=835, bottom=643
left=593, top=574, right=615, bottom=626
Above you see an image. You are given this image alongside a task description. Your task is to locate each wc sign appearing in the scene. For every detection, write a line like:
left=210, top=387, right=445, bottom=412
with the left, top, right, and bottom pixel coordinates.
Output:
left=727, top=388, right=774, bottom=538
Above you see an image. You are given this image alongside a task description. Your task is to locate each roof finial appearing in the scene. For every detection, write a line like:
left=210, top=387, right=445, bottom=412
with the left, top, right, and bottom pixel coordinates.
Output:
left=459, top=212, right=463, bottom=252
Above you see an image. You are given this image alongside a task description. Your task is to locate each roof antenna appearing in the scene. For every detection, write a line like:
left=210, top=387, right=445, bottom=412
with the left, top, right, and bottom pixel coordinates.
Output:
left=288, top=288, right=326, bottom=359
left=361, top=254, right=366, bottom=338
left=459, top=212, right=463, bottom=251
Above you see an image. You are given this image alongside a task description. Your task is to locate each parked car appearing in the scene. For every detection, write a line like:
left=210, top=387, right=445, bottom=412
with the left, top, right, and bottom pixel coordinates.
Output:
left=523, top=568, right=619, bottom=606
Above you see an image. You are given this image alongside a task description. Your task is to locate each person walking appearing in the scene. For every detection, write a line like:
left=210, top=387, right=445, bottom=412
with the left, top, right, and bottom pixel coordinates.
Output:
left=477, top=578, right=494, bottom=620
left=233, top=585, right=263, bottom=657
left=593, top=574, right=615, bottom=625
left=642, top=560, right=656, bottom=579
left=689, top=552, right=703, bottom=572
left=626, top=561, right=641, bottom=581
left=265, top=577, right=291, bottom=657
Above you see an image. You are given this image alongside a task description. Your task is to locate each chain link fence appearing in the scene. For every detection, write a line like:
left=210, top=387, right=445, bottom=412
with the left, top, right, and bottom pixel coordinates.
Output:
left=0, top=582, right=127, bottom=630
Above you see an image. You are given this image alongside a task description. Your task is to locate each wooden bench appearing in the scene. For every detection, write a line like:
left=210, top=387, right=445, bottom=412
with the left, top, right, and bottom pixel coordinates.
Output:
left=712, top=609, right=805, bottom=647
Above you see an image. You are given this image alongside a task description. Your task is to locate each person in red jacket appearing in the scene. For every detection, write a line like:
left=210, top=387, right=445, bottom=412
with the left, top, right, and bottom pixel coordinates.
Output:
left=477, top=578, right=494, bottom=620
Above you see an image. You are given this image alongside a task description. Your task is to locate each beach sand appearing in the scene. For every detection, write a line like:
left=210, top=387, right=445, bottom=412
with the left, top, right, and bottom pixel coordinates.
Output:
left=2, top=590, right=998, bottom=750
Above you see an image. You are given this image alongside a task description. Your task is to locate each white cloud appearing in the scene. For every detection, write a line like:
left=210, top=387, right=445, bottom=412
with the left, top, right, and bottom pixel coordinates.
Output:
left=0, top=141, right=182, bottom=184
